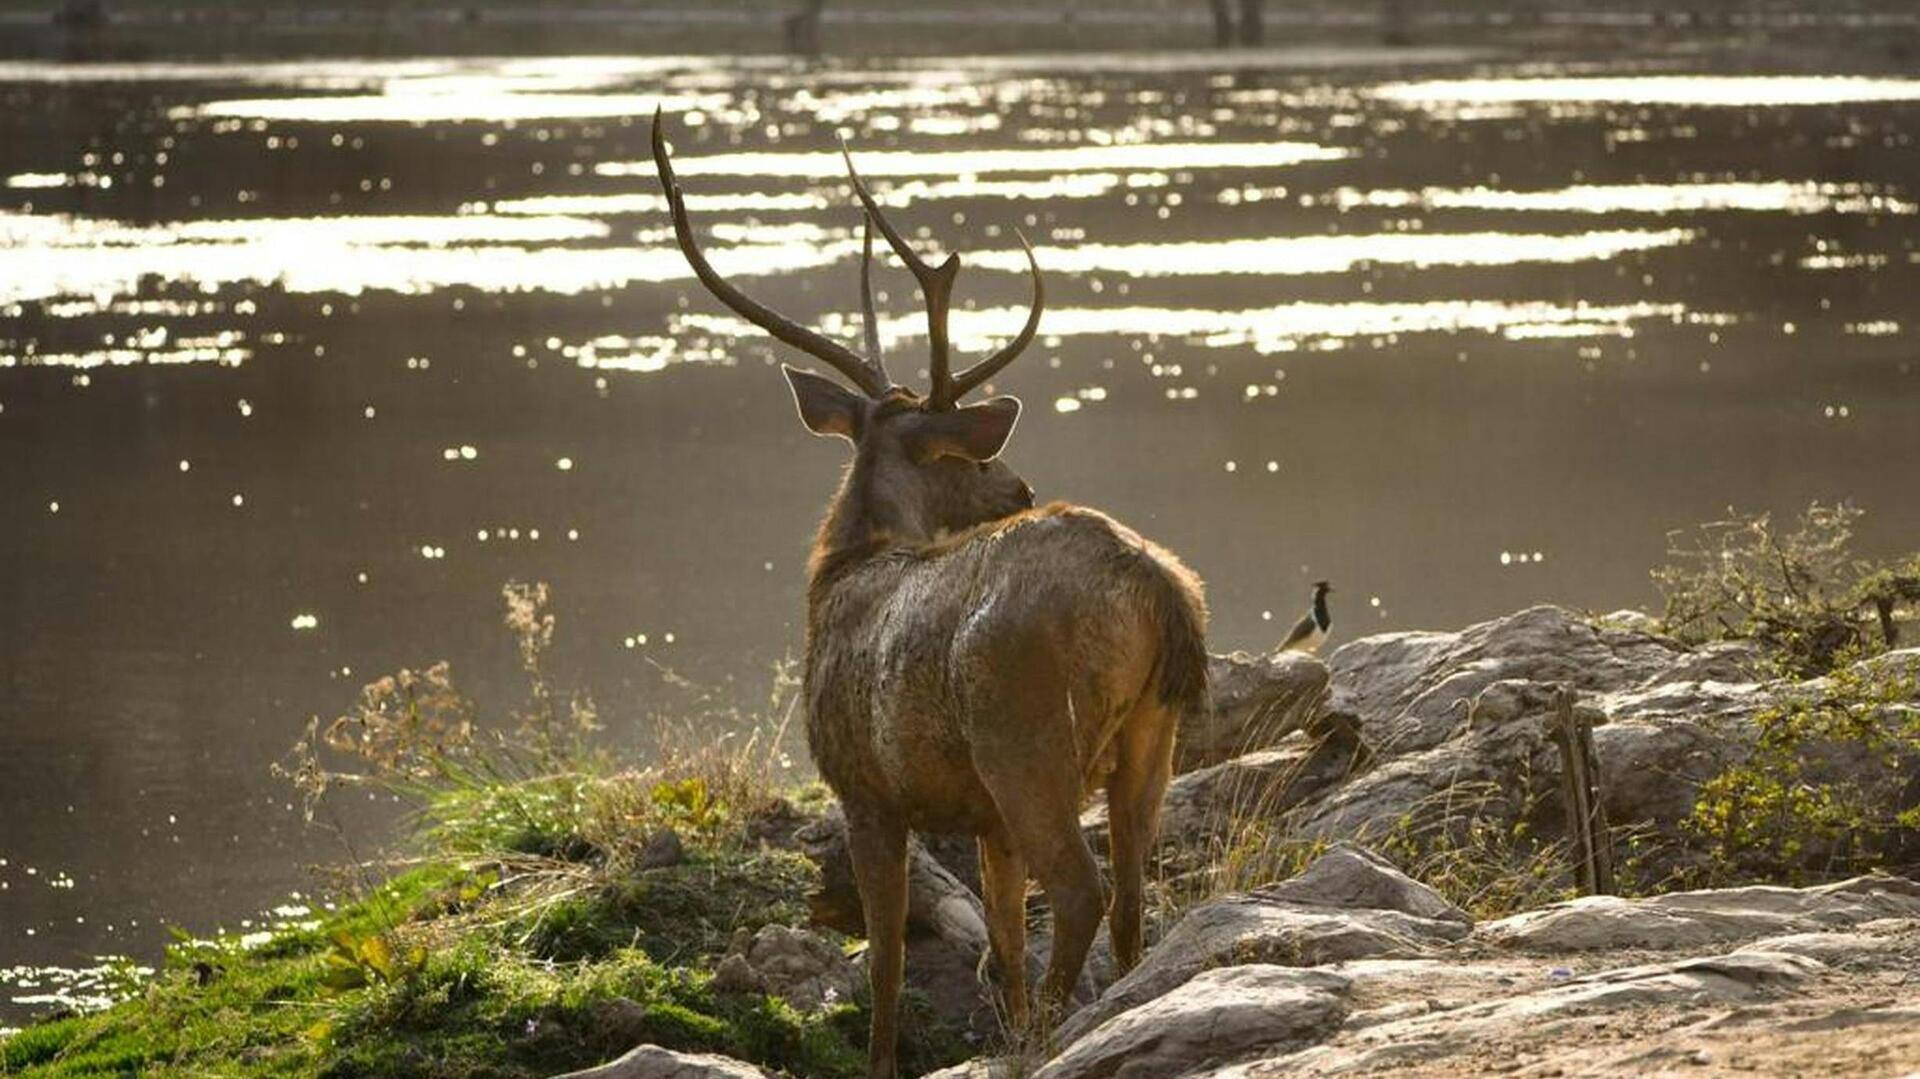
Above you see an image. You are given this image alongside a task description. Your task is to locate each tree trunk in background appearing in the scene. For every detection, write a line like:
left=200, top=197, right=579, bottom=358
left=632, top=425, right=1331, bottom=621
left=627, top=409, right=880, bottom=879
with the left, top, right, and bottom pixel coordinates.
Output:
left=785, top=0, right=826, bottom=57
left=1237, top=0, right=1264, bottom=45
left=52, top=0, right=108, bottom=29
left=1382, top=0, right=1412, bottom=45
left=1209, top=0, right=1234, bottom=47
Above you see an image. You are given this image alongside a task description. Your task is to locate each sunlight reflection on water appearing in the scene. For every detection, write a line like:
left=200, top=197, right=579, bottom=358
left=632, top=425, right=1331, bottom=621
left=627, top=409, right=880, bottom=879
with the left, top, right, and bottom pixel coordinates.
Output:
left=490, top=172, right=1145, bottom=216
left=1253, top=182, right=1917, bottom=216
left=177, top=91, right=731, bottom=124
left=1374, top=75, right=1920, bottom=107
left=600, top=141, right=1352, bottom=179
left=605, top=299, right=1699, bottom=369
left=0, top=211, right=847, bottom=304
left=0, top=208, right=1696, bottom=306
left=969, top=229, right=1695, bottom=277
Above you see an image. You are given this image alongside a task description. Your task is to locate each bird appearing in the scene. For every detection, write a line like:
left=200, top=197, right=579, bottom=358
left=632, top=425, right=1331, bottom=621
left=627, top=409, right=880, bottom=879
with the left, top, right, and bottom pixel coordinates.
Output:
left=1280, top=580, right=1334, bottom=653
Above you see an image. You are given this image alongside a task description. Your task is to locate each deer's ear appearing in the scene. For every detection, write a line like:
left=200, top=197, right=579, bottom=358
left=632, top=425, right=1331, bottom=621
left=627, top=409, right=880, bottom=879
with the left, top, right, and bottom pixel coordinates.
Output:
left=909, top=396, right=1021, bottom=462
left=783, top=365, right=863, bottom=441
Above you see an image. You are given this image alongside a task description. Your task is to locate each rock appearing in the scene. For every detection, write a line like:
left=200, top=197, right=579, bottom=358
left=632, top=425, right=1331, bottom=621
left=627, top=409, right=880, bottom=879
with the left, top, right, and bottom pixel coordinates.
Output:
left=549, top=1043, right=770, bottom=1079
left=710, top=925, right=859, bottom=1012
left=994, top=874, right=1920, bottom=1079
left=743, top=797, right=813, bottom=849
left=1055, top=848, right=1466, bottom=1047
left=917, top=830, right=984, bottom=897
left=710, top=953, right=758, bottom=995
left=921, top=1060, right=1020, bottom=1079
left=1734, top=928, right=1908, bottom=965
left=637, top=828, right=684, bottom=870
left=1288, top=677, right=1567, bottom=843
left=1327, top=605, right=1686, bottom=755
left=898, top=929, right=1001, bottom=1034
left=1600, top=609, right=1662, bottom=634
left=1034, top=965, right=1349, bottom=1079
left=1303, top=606, right=1861, bottom=865
left=1256, top=842, right=1469, bottom=927
left=1474, top=875, right=1920, bottom=952
left=907, top=841, right=991, bottom=955
left=1216, top=950, right=1826, bottom=1076
left=1183, top=649, right=1331, bottom=769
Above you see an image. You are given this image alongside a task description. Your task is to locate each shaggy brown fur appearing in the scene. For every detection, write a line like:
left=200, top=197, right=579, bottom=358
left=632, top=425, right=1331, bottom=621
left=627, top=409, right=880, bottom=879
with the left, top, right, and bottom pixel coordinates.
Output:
left=806, top=473, right=1207, bottom=1077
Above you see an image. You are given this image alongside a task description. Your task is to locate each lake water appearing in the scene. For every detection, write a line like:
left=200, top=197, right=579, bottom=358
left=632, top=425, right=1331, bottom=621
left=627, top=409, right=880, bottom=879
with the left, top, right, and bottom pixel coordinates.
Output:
left=4, top=39, right=1919, bottom=1018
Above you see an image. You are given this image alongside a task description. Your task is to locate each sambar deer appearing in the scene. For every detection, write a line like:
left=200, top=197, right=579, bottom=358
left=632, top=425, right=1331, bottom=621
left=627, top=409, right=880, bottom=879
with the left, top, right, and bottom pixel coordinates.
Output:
left=652, top=114, right=1208, bottom=1078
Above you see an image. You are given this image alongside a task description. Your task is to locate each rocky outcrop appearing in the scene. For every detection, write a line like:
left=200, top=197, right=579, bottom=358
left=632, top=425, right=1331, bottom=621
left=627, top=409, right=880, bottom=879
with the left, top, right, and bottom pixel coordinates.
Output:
left=1257, top=843, right=1469, bottom=926
left=1326, top=605, right=1693, bottom=755
left=1234, top=950, right=1831, bottom=1076
left=1011, top=849, right=1920, bottom=1079
left=1280, top=606, right=1801, bottom=857
left=550, top=1044, right=770, bottom=1079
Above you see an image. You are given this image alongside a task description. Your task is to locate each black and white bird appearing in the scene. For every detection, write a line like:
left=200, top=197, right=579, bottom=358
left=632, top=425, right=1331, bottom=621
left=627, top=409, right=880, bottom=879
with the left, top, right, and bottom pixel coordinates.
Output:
left=1280, top=580, right=1334, bottom=654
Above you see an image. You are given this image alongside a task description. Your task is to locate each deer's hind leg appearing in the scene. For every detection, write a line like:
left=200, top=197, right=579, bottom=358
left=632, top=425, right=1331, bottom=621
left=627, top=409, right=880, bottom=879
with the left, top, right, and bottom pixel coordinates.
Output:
left=1104, top=697, right=1177, bottom=973
left=977, top=824, right=1030, bottom=1031
left=970, top=703, right=1107, bottom=1020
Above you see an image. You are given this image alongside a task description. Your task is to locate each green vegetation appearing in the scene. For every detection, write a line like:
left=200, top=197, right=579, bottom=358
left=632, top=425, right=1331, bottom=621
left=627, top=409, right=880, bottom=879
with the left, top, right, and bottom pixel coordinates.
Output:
left=1, top=583, right=965, bottom=1079
left=0, top=861, right=869, bottom=1078
left=1687, top=651, right=1920, bottom=884
left=1652, top=499, right=1920, bottom=883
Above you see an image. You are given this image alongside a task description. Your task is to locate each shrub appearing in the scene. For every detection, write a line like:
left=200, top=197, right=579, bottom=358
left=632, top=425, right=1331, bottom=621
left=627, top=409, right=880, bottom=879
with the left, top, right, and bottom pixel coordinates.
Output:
left=1652, top=501, right=1917, bottom=675
left=1687, top=651, right=1920, bottom=883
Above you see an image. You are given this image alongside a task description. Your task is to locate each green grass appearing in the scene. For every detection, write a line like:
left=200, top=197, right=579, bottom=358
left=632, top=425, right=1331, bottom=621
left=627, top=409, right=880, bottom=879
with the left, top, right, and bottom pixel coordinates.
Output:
left=0, top=850, right=880, bottom=1079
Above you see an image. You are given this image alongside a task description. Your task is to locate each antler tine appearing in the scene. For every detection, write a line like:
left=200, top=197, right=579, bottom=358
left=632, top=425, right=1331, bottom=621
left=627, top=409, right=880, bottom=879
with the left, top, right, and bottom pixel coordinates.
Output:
left=840, top=138, right=961, bottom=407
left=946, top=228, right=1044, bottom=403
left=858, top=213, right=886, bottom=376
left=651, top=108, right=889, bottom=397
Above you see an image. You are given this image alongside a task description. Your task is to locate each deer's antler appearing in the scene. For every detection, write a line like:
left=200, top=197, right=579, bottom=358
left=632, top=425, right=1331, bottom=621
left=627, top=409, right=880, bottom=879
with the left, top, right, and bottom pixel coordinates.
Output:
left=858, top=213, right=885, bottom=371
left=948, top=229, right=1043, bottom=403
left=651, top=109, right=891, bottom=397
left=840, top=140, right=960, bottom=404
left=838, top=142, right=1045, bottom=409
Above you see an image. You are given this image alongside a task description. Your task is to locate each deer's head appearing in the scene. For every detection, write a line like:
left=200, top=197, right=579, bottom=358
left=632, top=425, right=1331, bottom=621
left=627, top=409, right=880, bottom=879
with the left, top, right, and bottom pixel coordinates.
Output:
left=652, top=113, right=1043, bottom=548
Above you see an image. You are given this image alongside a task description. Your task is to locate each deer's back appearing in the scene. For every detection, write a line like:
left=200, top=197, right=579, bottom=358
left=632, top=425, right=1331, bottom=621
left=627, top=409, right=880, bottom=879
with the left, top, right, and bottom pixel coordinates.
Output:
left=805, top=504, right=1207, bottom=830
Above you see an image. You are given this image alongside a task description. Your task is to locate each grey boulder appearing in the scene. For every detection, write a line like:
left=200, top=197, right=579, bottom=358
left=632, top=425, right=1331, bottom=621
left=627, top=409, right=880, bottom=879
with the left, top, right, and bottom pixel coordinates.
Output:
left=549, top=1044, right=770, bottom=1079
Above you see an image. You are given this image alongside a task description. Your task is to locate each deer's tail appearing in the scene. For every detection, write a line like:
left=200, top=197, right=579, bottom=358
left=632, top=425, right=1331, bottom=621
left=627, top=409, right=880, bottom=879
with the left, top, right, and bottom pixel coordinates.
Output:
left=1143, top=552, right=1210, bottom=729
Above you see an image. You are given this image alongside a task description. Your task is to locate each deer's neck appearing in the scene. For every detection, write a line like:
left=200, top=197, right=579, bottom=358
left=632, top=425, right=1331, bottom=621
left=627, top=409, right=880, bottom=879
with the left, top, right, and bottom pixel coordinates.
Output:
left=806, top=456, right=923, bottom=591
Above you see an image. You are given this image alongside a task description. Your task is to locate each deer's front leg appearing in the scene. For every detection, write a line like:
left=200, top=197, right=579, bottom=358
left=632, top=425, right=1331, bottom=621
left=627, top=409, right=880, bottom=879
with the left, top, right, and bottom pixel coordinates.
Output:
left=846, top=807, right=909, bottom=1079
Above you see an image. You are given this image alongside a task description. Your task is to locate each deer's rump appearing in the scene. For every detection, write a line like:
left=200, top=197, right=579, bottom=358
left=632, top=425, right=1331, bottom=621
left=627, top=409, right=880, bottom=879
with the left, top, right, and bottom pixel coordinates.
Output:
left=805, top=505, right=1208, bottom=834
